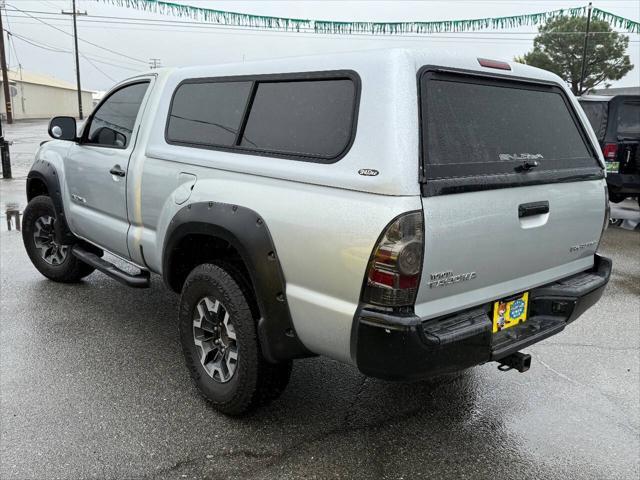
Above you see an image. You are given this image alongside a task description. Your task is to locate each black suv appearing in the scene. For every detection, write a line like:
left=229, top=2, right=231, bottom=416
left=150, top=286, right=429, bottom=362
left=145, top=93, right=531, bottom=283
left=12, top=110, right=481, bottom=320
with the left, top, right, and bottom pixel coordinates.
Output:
left=579, top=95, right=640, bottom=204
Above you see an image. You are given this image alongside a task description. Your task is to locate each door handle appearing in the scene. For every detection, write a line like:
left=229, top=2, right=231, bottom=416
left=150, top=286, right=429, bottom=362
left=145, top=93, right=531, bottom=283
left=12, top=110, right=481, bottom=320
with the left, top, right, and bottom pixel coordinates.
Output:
left=518, top=201, right=549, bottom=218
left=109, top=165, right=126, bottom=177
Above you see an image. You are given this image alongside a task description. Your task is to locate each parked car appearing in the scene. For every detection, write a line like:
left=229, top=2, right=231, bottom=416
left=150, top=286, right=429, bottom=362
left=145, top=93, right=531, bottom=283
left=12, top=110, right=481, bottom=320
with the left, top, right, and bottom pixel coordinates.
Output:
left=579, top=94, right=640, bottom=205
left=22, top=50, right=611, bottom=415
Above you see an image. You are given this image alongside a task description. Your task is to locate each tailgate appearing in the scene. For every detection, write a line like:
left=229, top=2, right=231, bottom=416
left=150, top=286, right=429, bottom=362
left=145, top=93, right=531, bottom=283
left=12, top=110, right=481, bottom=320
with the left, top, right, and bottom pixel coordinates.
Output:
left=415, top=67, right=606, bottom=320
left=415, top=180, right=605, bottom=319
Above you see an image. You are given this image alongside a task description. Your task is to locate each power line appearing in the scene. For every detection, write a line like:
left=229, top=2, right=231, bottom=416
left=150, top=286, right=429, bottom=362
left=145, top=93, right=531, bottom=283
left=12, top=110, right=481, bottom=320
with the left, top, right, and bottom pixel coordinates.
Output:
left=0, top=19, right=533, bottom=44
left=4, top=30, right=143, bottom=71
left=5, top=5, right=639, bottom=46
left=0, top=5, right=14, bottom=124
left=6, top=10, right=634, bottom=38
left=6, top=9, right=639, bottom=36
left=4, top=27, right=143, bottom=67
left=81, top=54, right=116, bottom=82
left=5, top=27, right=128, bottom=84
left=82, top=56, right=141, bottom=72
left=6, top=30, right=71, bottom=53
left=5, top=15, right=639, bottom=44
left=1, top=4, right=19, bottom=69
left=41, top=0, right=62, bottom=9
left=5, top=4, right=149, bottom=64
left=8, top=32, right=21, bottom=67
left=3, top=4, right=638, bottom=76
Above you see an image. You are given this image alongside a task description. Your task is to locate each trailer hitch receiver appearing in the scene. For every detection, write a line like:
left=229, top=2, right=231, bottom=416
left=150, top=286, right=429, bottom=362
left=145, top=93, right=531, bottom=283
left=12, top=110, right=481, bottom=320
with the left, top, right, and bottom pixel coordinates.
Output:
left=496, top=352, right=531, bottom=373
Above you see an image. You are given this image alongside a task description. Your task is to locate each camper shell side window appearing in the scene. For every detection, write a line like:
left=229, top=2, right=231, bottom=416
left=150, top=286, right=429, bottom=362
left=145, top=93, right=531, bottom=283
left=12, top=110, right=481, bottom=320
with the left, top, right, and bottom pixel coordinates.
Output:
left=165, top=70, right=361, bottom=163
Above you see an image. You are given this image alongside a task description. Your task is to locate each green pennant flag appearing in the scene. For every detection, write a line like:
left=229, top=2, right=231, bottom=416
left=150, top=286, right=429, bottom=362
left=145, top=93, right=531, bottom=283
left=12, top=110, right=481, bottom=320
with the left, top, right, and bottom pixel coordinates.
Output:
left=93, top=1, right=640, bottom=34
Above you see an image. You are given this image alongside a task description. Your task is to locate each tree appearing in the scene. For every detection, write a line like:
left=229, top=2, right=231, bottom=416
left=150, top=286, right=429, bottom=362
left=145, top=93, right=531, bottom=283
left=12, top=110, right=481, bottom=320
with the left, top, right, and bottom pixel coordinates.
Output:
left=517, top=16, right=633, bottom=95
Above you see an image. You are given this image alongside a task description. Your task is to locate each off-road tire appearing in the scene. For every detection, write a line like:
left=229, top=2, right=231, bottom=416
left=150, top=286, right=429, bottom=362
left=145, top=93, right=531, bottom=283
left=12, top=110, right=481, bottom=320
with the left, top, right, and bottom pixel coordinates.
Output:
left=21, top=195, right=94, bottom=282
left=608, top=192, right=626, bottom=203
left=179, top=263, right=291, bottom=416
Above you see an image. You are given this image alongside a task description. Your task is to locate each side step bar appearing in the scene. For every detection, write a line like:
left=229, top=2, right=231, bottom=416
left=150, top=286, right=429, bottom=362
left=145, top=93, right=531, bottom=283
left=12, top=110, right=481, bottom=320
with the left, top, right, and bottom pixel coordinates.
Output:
left=71, top=245, right=150, bottom=288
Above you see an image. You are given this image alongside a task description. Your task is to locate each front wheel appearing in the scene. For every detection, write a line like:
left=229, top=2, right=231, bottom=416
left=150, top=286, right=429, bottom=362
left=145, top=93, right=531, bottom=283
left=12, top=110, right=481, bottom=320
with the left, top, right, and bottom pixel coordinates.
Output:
left=179, top=263, right=291, bottom=416
left=21, top=195, right=94, bottom=282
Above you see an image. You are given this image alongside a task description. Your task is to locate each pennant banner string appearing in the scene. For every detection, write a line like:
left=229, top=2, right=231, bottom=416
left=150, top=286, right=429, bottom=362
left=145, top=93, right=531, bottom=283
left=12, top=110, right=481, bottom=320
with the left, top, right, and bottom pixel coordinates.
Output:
left=94, top=1, right=640, bottom=35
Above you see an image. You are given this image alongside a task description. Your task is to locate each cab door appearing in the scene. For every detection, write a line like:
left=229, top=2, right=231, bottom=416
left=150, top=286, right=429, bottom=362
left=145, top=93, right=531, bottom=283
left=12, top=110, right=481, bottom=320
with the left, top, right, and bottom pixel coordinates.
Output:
left=65, top=80, right=151, bottom=259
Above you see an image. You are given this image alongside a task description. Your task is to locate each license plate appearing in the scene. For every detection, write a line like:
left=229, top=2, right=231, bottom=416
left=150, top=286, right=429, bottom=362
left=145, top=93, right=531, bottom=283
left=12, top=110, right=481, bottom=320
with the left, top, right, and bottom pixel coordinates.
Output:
left=492, top=292, right=529, bottom=333
left=606, top=162, right=620, bottom=173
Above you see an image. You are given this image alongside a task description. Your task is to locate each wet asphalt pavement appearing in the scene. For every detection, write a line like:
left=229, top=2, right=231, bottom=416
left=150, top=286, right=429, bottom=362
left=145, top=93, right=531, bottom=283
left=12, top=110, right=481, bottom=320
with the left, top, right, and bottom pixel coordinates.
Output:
left=1, top=121, right=639, bottom=479
left=0, top=218, right=637, bottom=480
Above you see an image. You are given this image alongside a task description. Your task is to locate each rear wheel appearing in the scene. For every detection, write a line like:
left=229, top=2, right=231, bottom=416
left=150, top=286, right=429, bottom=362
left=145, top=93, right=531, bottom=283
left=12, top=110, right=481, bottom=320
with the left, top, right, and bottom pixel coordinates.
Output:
left=608, top=192, right=626, bottom=203
left=179, top=263, right=291, bottom=415
left=21, top=195, right=94, bottom=282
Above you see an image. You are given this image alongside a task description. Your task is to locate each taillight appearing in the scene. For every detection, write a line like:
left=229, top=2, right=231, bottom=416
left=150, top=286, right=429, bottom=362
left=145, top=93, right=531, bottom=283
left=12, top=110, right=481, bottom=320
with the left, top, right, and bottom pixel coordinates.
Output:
left=362, top=211, right=424, bottom=307
left=477, top=58, right=511, bottom=70
left=603, top=143, right=618, bottom=160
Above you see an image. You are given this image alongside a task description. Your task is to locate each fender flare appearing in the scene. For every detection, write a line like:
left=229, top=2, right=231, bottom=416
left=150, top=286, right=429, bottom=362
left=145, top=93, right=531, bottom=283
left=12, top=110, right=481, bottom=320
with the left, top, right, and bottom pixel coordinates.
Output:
left=162, top=201, right=313, bottom=363
left=26, top=159, right=76, bottom=244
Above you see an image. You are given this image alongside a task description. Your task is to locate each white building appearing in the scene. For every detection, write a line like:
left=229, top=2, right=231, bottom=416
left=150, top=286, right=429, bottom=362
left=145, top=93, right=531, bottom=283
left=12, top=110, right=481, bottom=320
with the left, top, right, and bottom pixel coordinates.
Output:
left=0, top=69, right=93, bottom=120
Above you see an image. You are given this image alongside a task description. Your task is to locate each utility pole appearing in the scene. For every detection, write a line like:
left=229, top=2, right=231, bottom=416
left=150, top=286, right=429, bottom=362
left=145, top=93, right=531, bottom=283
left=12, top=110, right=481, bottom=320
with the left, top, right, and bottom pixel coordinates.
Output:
left=579, top=2, right=593, bottom=96
left=0, top=114, right=10, bottom=179
left=62, top=1, right=87, bottom=119
left=149, top=58, right=162, bottom=69
left=0, top=4, right=13, bottom=124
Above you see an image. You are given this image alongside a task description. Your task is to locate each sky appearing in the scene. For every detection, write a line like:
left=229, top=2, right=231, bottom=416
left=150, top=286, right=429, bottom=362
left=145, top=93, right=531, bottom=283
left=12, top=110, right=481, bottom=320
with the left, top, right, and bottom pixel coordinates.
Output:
left=2, top=0, right=639, bottom=92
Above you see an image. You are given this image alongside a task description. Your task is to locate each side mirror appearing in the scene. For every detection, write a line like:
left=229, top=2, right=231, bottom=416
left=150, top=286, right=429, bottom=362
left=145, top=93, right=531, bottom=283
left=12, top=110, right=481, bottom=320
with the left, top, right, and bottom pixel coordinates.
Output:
left=48, top=116, right=77, bottom=141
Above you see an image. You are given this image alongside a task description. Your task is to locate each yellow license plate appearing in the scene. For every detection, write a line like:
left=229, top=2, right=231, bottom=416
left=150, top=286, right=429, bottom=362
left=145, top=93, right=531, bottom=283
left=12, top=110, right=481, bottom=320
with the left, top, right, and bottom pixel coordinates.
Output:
left=493, top=292, right=529, bottom=333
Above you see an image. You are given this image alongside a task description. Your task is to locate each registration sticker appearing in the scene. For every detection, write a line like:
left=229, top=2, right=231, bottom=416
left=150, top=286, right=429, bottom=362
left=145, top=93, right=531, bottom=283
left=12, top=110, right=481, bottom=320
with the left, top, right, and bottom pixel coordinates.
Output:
left=492, top=292, right=529, bottom=333
left=606, top=162, right=620, bottom=173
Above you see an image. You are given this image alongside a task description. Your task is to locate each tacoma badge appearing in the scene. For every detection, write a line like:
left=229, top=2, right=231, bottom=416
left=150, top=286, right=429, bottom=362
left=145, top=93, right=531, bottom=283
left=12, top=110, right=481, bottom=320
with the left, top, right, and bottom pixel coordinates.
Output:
left=569, top=241, right=597, bottom=252
left=428, top=270, right=477, bottom=288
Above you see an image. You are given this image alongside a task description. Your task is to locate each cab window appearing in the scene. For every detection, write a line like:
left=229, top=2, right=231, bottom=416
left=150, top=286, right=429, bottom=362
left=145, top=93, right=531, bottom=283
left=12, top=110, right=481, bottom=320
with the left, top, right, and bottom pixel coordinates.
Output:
left=85, top=82, right=149, bottom=148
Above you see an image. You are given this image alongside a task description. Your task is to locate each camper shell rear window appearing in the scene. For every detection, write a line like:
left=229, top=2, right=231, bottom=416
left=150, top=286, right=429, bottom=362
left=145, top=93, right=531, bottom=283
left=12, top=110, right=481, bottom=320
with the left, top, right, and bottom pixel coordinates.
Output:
left=419, top=68, right=602, bottom=196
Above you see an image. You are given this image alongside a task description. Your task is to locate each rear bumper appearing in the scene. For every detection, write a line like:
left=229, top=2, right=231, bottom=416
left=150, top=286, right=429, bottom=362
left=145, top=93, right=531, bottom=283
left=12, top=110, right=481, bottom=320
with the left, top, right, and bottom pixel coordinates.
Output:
left=607, top=173, right=640, bottom=195
left=353, top=254, right=612, bottom=381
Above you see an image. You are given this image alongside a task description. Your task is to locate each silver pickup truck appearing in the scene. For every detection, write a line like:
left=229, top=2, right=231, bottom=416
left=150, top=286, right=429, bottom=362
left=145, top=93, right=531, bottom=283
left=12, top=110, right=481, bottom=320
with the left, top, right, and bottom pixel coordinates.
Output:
left=22, top=49, right=611, bottom=415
